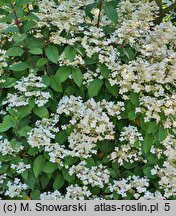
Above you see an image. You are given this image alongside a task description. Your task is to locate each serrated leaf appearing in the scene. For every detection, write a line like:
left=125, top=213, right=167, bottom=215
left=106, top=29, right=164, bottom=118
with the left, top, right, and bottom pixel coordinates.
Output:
left=88, top=78, right=103, bottom=98
left=72, top=68, right=83, bottom=87
left=62, top=168, right=75, bottom=183
left=53, top=175, right=65, bottom=190
left=17, top=99, right=35, bottom=120
left=105, top=80, right=118, bottom=97
left=129, top=92, right=139, bottom=106
left=6, top=47, right=24, bottom=57
left=42, top=162, right=57, bottom=174
left=143, top=135, right=154, bottom=154
left=50, top=75, right=62, bottom=92
left=33, top=106, right=49, bottom=118
left=99, top=64, right=110, bottom=79
left=40, top=173, right=50, bottom=189
left=24, top=21, right=36, bottom=32
left=55, top=66, right=71, bottom=83
left=10, top=62, right=29, bottom=71
left=42, top=75, right=51, bottom=88
left=64, top=46, right=76, bottom=62
left=30, top=190, right=40, bottom=200
left=12, top=33, right=27, bottom=42
left=29, top=48, right=43, bottom=55
left=0, top=115, right=16, bottom=132
left=147, top=121, right=158, bottom=134
left=104, top=2, right=118, bottom=24
left=143, top=166, right=156, bottom=179
left=18, top=126, right=32, bottom=138
left=45, top=45, right=59, bottom=64
left=33, top=155, right=46, bottom=178
left=64, top=156, right=78, bottom=166
left=158, top=125, right=167, bottom=141
left=37, top=58, right=48, bottom=67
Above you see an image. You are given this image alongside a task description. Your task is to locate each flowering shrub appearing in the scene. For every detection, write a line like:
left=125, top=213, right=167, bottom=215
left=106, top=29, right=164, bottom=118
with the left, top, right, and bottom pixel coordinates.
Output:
left=0, top=0, right=176, bottom=200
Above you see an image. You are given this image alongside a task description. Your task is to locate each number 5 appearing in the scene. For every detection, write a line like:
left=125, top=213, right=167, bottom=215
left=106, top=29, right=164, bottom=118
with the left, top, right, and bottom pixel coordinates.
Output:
left=164, top=203, right=170, bottom=211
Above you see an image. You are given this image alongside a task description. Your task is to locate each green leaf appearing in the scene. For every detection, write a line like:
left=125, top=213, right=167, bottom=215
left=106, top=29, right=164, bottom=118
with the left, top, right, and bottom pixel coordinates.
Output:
left=91, top=186, right=100, bottom=195
left=55, top=66, right=71, bottom=83
left=88, top=78, right=103, bottom=98
left=6, top=47, right=24, bottom=57
left=25, top=173, right=35, bottom=190
left=17, top=99, right=35, bottom=120
left=129, top=92, right=139, bottom=106
left=158, top=125, right=167, bottom=141
left=55, top=131, right=68, bottom=145
left=143, top=166, right=156, bottom=179
left=104, top=2, right=118, bottom=24
left=12, top=33, right=27, bottom=42
left=10, top=62, right=29, bottom=71
left=99, top=64, right=110, bottom=79
left=64, top=156, right=78, bottom=166
left=85, top=158, right=95, bottom=166
left=18, top=126, right=32, bottom=138
left=123, top=47, right=135, bottom=61
left=33, top=106, right=49, bottom=118
left=143, top=135, right=154, bottom=154
left=42, top=75, right=51, bottom=88
left=99, top=141, right=115, bottom=153
left=50, top=75, right=63, bottom=92
left=37, top=58, right=48, bottom=67
left=40, top=173, right=50, bottom=189
left=64, top=46, right=76, bottom=62
left=62, top=168, right=75, bottom=183
left=146, top=121, right=158, bottom=134
left=72, top=68, right=83, bottom=87
left=29, top=48, right=43, bottom=55
left=16, top=0, right=34, bottom=6
left=28, top=38, right=44, bottom=49
left=21, top=170, right=28, bottom=180
left=0, top=115, right=16, bottom=132
left=45, top=45, right=59, bottom=64
left=42, top=162, right=57, bottom=174
left=127, top=110, right=136, bottom=121
left=53, top=174, right=65, bottom=190
left=30, top=190, right=40, bottom=200
left=24, top=21, right=36, bottom=32
left=33, top=155, right=46, bottom=178
left=105, top=80, right=118, bottom=97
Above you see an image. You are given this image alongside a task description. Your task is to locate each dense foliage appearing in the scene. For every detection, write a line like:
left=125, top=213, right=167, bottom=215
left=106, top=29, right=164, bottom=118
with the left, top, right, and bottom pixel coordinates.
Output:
left=0, top=0, right=176, bottom=200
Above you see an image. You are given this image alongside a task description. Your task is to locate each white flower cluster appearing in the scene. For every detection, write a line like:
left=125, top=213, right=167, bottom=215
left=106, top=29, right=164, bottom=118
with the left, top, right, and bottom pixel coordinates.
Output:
left=139, top=190, right=165, bottom=200
left=0, top=49, right=7, bottom=83
left=28, top=96, right=124, bottom=159
left=0, top=136, right=24, bottom=156
left=139, top=94, right=176, bottom=126
left=11, top=162, right=31, bottom=174
left=114, top=0, right=158, bottom=45
left=34, top=0, right=91, bottom=32
left=4, top=178, right=28, bottom=198
left=45, top=144, right=69, bottom=166
left=28, top=118, right=59, bottom=148
left=56, top=96, right=124, bottom=158
left=111, top=126, right=145, bottom=165
left=109, top=175, right=150, bottom=198
left=3, top=73, right=51, bottom=108
left=151, top=135, right=176, bottom=198
left=69, top=161, right=110, bottom=188
left=40, top=184, right=91, bottom=200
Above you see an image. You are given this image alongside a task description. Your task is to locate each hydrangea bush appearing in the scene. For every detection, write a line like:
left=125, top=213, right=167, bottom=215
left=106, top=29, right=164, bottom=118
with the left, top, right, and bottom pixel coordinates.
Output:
left=0, top=0, right=176, bottom=200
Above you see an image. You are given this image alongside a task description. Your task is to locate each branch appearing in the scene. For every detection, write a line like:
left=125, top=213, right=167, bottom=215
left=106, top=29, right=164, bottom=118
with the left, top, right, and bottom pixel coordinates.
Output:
left=97, top=0, right=103, bottom=28
left=162, top=2, right=176, bottom=16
